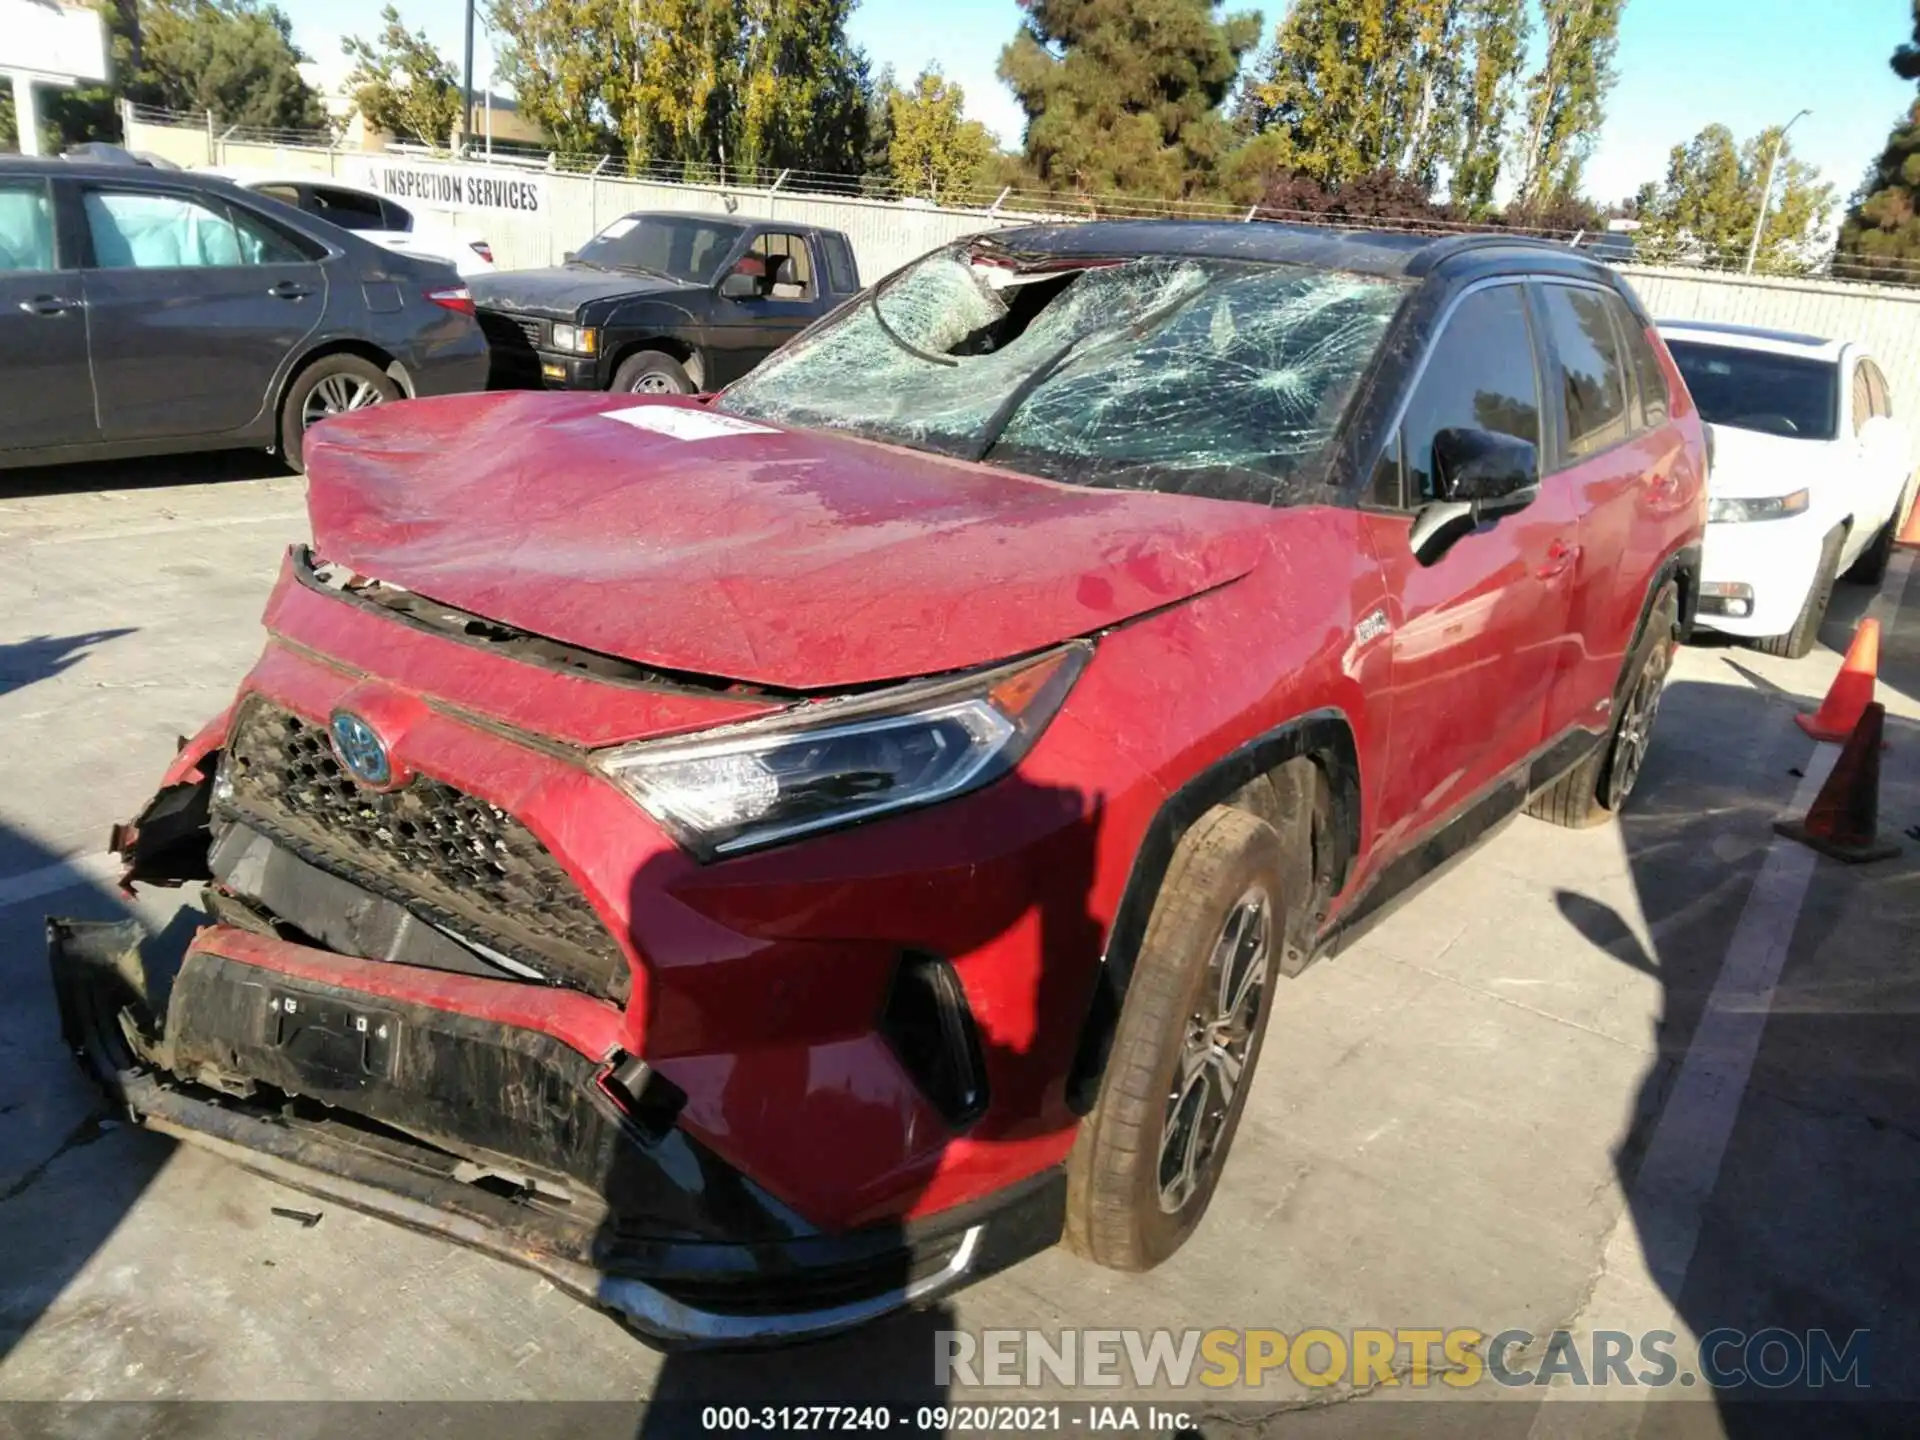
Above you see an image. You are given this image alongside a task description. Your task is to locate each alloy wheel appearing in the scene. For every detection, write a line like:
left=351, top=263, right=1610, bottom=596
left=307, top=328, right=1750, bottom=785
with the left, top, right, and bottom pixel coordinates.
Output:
left=302, top=374, right=388, bottom=429
left=1157, top=888, right=1270, bottom=1214
left=1607, top=646, right=1670, bottom=808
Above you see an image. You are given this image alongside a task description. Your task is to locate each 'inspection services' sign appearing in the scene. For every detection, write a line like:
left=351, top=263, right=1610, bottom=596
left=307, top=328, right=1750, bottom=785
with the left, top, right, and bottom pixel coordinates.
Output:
left=352, top=160, right=545, bottom=215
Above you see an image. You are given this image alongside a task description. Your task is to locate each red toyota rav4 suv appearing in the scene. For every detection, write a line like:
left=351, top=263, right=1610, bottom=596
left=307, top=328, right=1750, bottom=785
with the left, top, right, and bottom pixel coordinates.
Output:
left=53, top=222, right=1705, bottom=1347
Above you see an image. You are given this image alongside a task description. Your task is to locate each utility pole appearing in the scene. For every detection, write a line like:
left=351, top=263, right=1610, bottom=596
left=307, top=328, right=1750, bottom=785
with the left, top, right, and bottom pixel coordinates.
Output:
left=1746, top=108, right=1811, bottom=274
left=460, top=0, right=476, bottom=155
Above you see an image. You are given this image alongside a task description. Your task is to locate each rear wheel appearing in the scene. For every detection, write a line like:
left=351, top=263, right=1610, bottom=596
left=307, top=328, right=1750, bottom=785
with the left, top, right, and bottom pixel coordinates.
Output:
left=1065, top=805, right=1287, bottom=1272
left=611, top=350, right=694, bottom=395
left=1528, top=583, right=1678, bottom=828
left=1754, top=527, right=1842, bottom=659
left=279, top=355, right=399, bottom=472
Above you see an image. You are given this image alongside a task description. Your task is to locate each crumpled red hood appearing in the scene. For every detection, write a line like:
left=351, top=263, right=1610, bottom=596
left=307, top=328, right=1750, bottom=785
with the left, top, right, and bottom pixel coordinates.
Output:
left=303, top=392, right=1273, bottom=690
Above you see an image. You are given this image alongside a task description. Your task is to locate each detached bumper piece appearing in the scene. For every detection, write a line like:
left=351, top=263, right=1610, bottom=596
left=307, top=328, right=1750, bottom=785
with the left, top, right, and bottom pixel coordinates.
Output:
left=46, top=919, right=1062, bottom=1349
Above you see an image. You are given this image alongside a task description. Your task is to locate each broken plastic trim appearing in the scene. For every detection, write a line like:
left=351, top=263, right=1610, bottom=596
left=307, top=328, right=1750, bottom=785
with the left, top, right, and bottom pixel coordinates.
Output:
left=296, top=548, right=802, bottom=702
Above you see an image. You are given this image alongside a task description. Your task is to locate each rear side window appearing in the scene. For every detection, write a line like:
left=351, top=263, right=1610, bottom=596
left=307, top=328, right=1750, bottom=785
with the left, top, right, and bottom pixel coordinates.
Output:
left=823, top=235, right=858, bottom=294
left=1612, top=299, right=1668, bottom=429
left=0, top=180, right=56, bottom=272
left=253, top=184, right=301, bottom=208
left=1536, top=284, right=1631, bottom=458
left=1397, top=284, right=1542, bottom=504
left=380, top=198, right=416, bottom=233
left=306, top=185, right=389, bottom=232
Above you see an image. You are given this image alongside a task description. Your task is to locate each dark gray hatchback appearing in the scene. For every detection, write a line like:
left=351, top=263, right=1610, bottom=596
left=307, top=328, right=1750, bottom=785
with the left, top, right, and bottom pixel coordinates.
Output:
left=0, top=157, right=490, bottom=472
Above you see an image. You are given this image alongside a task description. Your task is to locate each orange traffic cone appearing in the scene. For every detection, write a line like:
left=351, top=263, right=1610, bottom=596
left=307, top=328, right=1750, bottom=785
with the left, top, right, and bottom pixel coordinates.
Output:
left=1897, top=499, right=1920, bottom=551
left=1775, top=702, right=1900, bottom=863
left=1796, top=619, right=1880, bottom=742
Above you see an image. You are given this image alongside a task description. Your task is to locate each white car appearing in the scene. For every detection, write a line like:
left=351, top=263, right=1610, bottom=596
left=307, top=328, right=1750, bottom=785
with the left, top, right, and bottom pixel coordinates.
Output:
left=1660, top=321, right=1916, bottom=658
left=203, top=168, right=496, bottom=277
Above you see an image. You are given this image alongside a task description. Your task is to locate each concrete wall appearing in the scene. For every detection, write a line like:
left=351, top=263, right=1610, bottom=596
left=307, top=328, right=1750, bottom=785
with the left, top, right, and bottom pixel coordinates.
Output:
left=129, top=119, right=1920, bottom=476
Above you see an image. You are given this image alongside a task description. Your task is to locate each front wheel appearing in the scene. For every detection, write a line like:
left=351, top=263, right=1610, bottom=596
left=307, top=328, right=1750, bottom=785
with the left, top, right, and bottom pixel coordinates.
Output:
left=279, top=355, right=400, bottom=472
left=1754, top=526, right=1842, bottom=659
left=611, top=350, right=694, bottom=395
left=1065, top=805, right=1286, bottom=1272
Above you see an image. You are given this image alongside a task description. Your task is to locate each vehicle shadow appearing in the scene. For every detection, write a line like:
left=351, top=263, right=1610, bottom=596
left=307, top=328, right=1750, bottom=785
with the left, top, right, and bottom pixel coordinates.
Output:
left=0, top=632, right=178, bottom=1369
left=618, top=765, right=1114, bottom=1434
left=0, top=629, right=136, bottom=699
left=1554, top=648, right=1920, bottom=1431
left=0, top=449, right=283, bottom=501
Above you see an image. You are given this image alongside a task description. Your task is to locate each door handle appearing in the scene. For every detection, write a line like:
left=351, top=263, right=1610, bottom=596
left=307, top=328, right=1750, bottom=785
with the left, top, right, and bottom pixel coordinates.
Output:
left=1537, top=539, right=1579, bottom=579
left=19, top=294, right=79, bottom=316
left=267, top=281, right=313, bottom=300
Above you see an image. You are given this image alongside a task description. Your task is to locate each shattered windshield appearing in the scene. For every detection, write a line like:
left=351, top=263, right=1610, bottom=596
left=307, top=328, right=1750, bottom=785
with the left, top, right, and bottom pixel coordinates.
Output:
left=715, top=242, right=1407, bottom=501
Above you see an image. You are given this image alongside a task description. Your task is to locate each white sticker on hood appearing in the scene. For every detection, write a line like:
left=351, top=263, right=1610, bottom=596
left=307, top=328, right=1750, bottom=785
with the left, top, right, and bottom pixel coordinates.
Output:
left=602, top=406, right=777, bottom=441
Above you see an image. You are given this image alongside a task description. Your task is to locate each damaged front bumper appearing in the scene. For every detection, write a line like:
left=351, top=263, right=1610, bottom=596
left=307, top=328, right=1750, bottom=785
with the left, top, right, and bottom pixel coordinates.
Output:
left=48, top=917, right=1062, bottom=1349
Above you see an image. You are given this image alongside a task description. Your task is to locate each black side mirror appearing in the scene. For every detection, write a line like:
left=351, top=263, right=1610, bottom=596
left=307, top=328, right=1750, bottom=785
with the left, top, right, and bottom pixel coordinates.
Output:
left=720, top=271, right=760, bottom=300
left=563, top=250, right=578, bottom=264
left=1432, top=426, right=1539, bottom=504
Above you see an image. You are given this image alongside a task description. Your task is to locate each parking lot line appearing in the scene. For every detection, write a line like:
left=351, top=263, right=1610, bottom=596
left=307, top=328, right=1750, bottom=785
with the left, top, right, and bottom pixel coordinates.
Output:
left=1534, top=552, right=1913, bottom=1413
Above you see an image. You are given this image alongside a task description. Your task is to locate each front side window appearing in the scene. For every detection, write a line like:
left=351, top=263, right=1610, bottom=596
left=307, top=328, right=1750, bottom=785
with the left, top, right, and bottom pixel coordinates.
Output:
left=84, top=190, right=310, bottom=269
left=573, top=215, right=745, bottom=285
left=1664, top=341, right=1839, bottom=441
left=1396, top=285, right=1541, bottom=503
left=715, top=242, right=1406, bottom=504
left=1537, top=284, right=1631, bottom=458
left=0, top=180, right=56, bottom=273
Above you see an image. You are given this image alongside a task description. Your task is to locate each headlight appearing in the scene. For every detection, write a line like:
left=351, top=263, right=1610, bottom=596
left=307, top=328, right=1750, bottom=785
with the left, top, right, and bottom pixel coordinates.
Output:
left=597, top=643, right=1091, bottom=858
left=551, top=323, right=597, bottom=354
left=1708, top=489, right=1809, bottom=523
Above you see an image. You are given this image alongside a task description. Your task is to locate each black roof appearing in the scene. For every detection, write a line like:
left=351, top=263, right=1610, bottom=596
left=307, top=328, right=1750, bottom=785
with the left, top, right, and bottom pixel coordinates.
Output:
left=617, top=208, right=843, bottom=236
left=980, top=218, right=1612, bottom=282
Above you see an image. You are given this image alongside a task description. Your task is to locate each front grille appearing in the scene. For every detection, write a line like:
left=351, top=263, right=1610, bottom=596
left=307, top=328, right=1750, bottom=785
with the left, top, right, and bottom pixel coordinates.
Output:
left=477, top=309, right=544, bottom=351
left=218, top=700, right=630, bottom=1004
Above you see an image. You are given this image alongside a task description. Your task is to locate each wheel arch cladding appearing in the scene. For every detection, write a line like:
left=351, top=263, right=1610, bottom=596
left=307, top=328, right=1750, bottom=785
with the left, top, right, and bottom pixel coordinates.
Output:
left=1064, top=709, right=1361, bottom=1112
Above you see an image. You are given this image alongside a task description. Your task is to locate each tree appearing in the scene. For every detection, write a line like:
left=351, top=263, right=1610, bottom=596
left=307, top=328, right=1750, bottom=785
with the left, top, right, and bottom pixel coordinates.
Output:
left=484, top=0, right=630, bottom=155
left=1451, top=0, right=1528, bottom=212
left=1242, top=0, right=1459, bottom=190
left=489, top=0, right=871, bottom=176
left=1511, top=0, right=1627, bottom=211
left=36, top=0, right=322, bottom=149
left=1636, top=123, right=1834, bottom=274
left=1835, top=2, right=1920, bottom=283
left=343, top=5, right=463, bottom=149
left=998, top=0, right=1262, bottom=200
left=886, top=67, right=994, bottom=200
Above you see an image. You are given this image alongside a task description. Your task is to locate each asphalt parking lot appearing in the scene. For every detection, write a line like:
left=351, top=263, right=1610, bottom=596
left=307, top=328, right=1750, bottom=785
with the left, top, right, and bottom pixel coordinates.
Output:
left=2, top=454, right=1917, bottom=1435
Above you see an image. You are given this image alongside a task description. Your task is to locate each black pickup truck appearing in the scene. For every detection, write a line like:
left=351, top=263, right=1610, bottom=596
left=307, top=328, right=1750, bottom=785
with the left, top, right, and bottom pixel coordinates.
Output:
left=471, top=211, right=862, bottom=394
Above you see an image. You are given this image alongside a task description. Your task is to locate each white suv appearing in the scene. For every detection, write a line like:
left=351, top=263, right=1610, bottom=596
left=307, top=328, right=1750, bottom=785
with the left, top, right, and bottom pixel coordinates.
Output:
left=1660, top=321, right=1916, bottom=658
left=205, top=169, right=496, bottom=277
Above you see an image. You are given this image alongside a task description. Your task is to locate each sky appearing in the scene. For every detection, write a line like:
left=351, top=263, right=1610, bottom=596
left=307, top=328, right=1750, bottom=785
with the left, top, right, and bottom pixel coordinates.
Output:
left=279, top=0, right=1917, bottom=208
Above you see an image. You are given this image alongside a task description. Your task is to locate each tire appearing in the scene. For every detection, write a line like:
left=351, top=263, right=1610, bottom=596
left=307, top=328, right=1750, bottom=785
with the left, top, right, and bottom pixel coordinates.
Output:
left=611, top=350, right=694, bottom=395
left=1065, top=805, right=1287, bottom=1272
left=279, top=355, right=400, bottom=473
left=1843, top=494, right=1907, bottom=587
left=1754, top=526, right=1842, bottom=659
left=1527, top=584, right=1679, bottom=828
